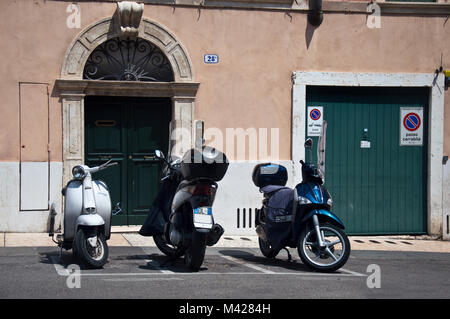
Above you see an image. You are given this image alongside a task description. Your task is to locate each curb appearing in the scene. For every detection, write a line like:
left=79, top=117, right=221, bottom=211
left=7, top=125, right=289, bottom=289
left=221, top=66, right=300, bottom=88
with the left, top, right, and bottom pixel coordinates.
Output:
left=1, top=232, right=449, bottom=252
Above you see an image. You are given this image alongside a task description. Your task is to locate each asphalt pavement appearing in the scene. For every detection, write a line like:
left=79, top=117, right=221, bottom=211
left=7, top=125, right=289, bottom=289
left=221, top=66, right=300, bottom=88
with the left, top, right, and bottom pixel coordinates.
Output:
left=0, top=246, right=449, bottom=299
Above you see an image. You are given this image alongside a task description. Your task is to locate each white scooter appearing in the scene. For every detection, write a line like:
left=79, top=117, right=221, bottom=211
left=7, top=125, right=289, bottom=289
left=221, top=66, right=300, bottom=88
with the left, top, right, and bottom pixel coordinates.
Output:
left=49, top=160, right=118, bottom=268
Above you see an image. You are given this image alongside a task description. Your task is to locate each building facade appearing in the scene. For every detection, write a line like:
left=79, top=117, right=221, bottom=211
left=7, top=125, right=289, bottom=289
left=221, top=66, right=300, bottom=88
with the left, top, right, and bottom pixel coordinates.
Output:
left=0, top=0, right=449, bottom=238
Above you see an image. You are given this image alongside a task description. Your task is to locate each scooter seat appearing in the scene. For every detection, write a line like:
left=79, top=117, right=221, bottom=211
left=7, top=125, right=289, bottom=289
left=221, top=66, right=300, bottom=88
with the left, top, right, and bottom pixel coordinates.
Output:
left=260, top=185, right=290, bottom=196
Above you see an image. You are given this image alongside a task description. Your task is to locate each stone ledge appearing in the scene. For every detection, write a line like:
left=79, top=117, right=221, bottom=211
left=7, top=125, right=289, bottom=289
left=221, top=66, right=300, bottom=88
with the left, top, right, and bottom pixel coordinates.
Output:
left=111, top=226, right=142, bottom=233
left=51, top=0, right=450, bottom=15
left=55, top=79, right=200, bottom=99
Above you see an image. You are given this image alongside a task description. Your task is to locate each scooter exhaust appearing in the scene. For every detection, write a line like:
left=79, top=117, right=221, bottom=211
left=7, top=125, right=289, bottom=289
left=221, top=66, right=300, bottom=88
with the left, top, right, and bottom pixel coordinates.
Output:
left=206, top=224, right=224, bottom=246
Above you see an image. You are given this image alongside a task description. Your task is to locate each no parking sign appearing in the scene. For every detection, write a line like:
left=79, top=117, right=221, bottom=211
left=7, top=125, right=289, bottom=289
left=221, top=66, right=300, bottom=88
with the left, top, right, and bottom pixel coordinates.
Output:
left=307, top=106, right=323, bottom=137
left=400, top=107, right=423, bottom=146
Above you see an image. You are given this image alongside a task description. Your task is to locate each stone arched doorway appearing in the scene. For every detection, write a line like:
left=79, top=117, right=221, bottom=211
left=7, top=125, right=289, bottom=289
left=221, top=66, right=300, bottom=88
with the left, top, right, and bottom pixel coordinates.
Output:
left=55, top=16, right=199, bottom=185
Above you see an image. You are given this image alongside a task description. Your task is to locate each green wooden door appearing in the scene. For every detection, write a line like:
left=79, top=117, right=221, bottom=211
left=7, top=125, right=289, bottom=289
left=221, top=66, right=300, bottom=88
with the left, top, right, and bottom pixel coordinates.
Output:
left=85, top=97, right=171, bottom=226
left=306, top=87, right=428, bottom=235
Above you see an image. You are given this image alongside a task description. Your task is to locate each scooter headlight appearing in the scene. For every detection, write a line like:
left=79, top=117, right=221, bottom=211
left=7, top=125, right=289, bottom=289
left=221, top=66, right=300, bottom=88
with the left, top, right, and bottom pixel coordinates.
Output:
left=72, top=165, right=86, bottom=180
left=298, top=196, right=312, bottom=205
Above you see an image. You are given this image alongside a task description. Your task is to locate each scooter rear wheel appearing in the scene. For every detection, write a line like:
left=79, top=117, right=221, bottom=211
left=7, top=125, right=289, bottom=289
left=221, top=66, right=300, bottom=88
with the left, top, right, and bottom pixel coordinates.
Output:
left=153, top=234, right=186, bottom=258
left=184, top=232, right=207, bottom=272
left=258, top=237, right=280, bottom=259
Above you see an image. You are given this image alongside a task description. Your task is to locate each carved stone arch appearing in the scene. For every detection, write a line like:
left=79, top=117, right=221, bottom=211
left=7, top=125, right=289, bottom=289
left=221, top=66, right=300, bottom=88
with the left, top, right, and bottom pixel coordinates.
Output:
left=61, top=17, right=194, bottom=82
left=57, top=16, right=198, bottom=184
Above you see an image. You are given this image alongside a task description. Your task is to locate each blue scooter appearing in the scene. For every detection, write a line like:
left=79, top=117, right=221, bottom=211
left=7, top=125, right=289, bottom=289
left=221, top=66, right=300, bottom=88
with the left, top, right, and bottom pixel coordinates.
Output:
left=254, top=137, right=350, bottom=272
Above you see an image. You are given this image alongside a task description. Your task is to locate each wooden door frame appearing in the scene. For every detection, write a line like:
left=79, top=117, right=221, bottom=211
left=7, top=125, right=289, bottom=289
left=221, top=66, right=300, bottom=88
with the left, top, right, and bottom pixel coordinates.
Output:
left=292, top=71, right=445, bottom=237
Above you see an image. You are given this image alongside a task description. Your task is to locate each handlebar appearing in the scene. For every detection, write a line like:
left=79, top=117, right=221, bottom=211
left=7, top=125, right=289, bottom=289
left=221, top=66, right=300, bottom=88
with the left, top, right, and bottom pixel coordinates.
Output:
left=88, top=161, right=118, bottom=173
left=159, top=158, right=182, bottom=182
left=102, top=162, right=118, bottom=168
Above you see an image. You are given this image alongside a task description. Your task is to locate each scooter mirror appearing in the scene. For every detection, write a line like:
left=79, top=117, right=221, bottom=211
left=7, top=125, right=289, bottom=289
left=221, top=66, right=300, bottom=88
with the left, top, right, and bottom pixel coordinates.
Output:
left=155, top=150, right=165, bottom=160
left=304, top=138, right=313, bottom=149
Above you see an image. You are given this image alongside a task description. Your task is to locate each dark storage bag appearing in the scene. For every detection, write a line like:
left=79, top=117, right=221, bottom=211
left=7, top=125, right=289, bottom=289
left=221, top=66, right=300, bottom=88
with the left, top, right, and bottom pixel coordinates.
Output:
left=260, top=185, right=295, bottom=251
left=252, top=163, right=288, bottom=188
left=139, top=180, right=177, bottom=236
left=181, top=146, right=229, bottom=181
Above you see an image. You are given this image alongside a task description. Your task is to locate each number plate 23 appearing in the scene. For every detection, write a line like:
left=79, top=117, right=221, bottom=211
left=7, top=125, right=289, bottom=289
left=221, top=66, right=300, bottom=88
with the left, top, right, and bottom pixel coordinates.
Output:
left=204, top=54, right=219, bottom=64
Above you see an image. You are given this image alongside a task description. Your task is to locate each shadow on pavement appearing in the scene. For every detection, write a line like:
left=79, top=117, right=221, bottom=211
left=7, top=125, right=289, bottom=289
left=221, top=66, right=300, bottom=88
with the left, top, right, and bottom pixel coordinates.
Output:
left=38, top=247, right=345, bottom=274
left=39, top=250, right=79, bottom=267
left=38, top=250, right=105, bottom=271
left=219, top=249, right=315, bottom=273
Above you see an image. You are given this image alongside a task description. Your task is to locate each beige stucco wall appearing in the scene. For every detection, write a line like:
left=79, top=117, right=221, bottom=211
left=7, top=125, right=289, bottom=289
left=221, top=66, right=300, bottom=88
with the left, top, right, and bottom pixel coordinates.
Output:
left=0, top=0, right=448, bottom=234
left=445, top=88, right=450, bottom=156
left=0, top=0, right=449, bottom=162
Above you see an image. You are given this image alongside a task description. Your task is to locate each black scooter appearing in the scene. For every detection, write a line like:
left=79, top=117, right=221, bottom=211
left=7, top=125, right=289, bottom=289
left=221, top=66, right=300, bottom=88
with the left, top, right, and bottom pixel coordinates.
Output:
left=253, top=138, right=351, bottom=272
left=140, top=147, right=228, bottom=271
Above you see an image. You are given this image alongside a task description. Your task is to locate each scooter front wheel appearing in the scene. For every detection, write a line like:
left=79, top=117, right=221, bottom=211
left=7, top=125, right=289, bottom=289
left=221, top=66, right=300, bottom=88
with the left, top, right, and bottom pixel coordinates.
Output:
left=74, top=229, right=109, bottom=269
left=298, top=223, right=350, bottom=272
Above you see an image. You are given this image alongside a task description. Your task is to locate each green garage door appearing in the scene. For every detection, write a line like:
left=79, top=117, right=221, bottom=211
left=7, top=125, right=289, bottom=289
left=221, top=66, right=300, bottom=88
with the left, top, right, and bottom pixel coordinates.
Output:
left=306, top=87, right=428, bottom=235
left=85, top=96, right=171, bottom=226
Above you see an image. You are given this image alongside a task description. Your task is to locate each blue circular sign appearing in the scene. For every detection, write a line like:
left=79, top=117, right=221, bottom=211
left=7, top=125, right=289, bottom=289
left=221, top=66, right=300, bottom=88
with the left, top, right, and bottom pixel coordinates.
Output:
left=310, top=108, right=321, bottom=121
left=403, top=112, right=421, bottom=132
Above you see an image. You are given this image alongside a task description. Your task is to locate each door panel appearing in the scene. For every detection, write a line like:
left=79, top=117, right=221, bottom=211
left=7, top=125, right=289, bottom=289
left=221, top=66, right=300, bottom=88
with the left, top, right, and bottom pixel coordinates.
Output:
left=306, top=87, right=428, bottom=235
left=19, top=83, right=50, bottom=210
left=128, top=160, right=160, bottom=225
left=85, top=97, right=171, bottom=226
left=127, top=100, right=170, bottom=224
left=86, top=103, right=125, bottom=156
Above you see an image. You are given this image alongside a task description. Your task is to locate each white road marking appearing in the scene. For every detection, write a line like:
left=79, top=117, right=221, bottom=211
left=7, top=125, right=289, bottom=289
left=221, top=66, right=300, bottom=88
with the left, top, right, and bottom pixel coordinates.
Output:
left=102, top=278, right=183, bottom=282
left=145, top=259, right=175, bottom=274
left=141, top=247, right=175, bottom=274
left=72, top=272, right=361, bottom=276
left=220, top=254, right=366, bottom=277
left=49, top=251, right=364, bottom=278
left=220, top=255, right=276, bottom=274
left=339, top=268, right=366, bottom=277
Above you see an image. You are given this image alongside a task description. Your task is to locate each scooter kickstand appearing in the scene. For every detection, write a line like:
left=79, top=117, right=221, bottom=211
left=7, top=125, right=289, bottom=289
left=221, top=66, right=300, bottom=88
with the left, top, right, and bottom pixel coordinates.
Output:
left=283, top=248, right=293, bottom=262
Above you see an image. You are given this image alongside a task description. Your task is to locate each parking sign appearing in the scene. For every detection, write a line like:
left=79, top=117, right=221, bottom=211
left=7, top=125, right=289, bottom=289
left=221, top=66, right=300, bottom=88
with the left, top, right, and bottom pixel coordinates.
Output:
left=400, top=107, right=423, bottom=146
left=307, top=106, right=323, bottom=137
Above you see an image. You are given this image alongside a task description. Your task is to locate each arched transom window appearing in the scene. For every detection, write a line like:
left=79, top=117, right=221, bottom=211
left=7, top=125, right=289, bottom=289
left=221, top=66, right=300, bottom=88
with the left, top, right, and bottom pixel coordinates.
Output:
left=83, top=37, right=174, bottom=82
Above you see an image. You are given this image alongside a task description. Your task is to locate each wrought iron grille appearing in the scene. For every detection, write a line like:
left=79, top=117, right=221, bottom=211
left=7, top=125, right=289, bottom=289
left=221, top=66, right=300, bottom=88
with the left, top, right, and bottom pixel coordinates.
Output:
left=83, top=37, right=174, bottom=82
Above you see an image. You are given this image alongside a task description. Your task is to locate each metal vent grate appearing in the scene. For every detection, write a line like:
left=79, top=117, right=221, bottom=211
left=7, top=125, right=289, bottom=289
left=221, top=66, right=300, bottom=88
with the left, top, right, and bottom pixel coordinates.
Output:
left=236, top=208, right=259, bottom=228
left=83, top=37, right=174, bottom=82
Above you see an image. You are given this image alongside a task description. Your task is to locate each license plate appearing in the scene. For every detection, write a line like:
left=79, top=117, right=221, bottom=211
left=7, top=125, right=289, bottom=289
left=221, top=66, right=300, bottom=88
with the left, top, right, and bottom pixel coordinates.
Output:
left=193, top=207, right=213, bottom=229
